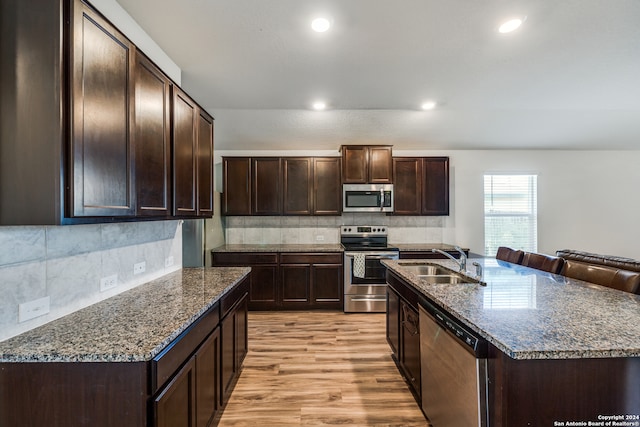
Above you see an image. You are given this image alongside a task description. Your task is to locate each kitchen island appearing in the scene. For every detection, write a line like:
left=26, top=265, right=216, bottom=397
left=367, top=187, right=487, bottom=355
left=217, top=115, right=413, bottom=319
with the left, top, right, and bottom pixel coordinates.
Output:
left=0, top=267, right=250, bottom=427
left=383, top=257, right=640, bottom=426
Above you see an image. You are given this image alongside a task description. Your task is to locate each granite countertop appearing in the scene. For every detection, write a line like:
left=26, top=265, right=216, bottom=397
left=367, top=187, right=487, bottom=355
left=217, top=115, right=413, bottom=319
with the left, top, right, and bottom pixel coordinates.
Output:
left=212, top=243, right=344, bottom=253
left=392, top=243, right=468, bottom=252
left=212, top=243, right=465, bottom=253
left=0, top=267, right=250, bottom=363
left=383, top=258, right=640, bottom=360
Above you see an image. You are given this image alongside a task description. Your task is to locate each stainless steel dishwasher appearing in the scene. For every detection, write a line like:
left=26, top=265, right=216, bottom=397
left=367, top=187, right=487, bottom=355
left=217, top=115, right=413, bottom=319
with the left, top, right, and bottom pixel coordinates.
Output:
left=419, top=298, right=488, bottom=427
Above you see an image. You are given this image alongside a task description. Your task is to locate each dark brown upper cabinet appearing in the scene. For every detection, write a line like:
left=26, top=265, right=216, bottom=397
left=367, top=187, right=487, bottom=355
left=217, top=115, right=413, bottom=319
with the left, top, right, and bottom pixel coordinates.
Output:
left=422, top=157, right=449, bottom=215
left=69, top=0, right=136, bottom=217
left=134, top=51, right=172, bottom=217
left=172, top=88, right=214, bottom=218
left=222, top=156, right=282, bottom=216
left=222, top=157, right=251, bottom=215
left=392, top=157, right=450, bottom=216
left=173, top=87, right=198, bottom=217
left=222, top=157, right=341, bottom=216
left=252, top=158, right=282, bottom=215
left=393, top=158, right=422, bottom=215
left=0, top=0, right=214, bottom=224
left=341, top=145, right=393, bottom=184
left=313, top=157, right=342, bottom=215
left=197, top=110, right=214, bottom=217
left=283, top=158, right=313, bottom=215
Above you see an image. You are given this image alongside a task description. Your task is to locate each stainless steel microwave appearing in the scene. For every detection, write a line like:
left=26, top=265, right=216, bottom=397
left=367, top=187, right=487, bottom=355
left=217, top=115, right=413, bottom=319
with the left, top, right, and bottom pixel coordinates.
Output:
left=343, top=184, right=394, bottom=213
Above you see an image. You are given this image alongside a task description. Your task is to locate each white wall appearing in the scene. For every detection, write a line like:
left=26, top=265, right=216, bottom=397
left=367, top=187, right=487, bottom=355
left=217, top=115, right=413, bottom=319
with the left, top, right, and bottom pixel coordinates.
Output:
left=217, top=149, right=640, bottom=260
left=90, top=0, right=181, bottom=83
left=426, top=150, right=640, bottom=259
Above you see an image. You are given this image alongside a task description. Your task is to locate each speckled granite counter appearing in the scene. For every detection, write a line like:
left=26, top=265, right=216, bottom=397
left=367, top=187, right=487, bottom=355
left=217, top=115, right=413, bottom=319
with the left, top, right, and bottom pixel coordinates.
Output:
left=212, top=243, right=344, bottom=253
left=0, top=267, right=250, bottom=363
left=383, top=258, right=640, bottom=360
left=392, top=243, right=468, bottom=252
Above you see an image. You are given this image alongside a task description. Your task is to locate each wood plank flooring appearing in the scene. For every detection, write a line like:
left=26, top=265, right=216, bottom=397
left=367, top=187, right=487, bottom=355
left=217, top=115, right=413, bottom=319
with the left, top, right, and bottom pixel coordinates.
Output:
left=216, top=311, right=430, bottom=426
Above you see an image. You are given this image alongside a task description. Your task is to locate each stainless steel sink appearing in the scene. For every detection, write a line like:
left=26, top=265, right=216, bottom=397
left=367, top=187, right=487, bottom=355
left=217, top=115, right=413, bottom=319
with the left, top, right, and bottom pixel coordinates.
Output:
left=398, top=264, right=455, bottom=276
left=398, top=262, right=482, bottom=285
left=419, top=274, right=471, bottom=284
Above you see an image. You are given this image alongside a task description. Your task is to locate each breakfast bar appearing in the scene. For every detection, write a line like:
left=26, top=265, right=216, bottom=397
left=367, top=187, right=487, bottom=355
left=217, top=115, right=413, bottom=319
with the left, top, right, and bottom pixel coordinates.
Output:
left=383, top=257, right=640, bottom=426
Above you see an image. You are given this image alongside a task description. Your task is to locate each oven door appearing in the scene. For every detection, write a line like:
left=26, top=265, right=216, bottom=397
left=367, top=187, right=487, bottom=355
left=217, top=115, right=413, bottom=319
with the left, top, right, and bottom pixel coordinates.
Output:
left=344, top=251, right=399, bottom=295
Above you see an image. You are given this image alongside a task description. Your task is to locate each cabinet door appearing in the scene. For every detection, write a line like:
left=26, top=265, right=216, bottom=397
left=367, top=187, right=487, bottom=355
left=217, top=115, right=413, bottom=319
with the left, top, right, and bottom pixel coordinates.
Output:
left=222, top=157, right=251, bottom=215
left=70, top=0, right=135, bottom=217
left=283, top=158, right=312, bottom=215
left=400, top=301, right=421, bottom=398
left=173, top=87, right=198, bottom=216
left=154, top=357, right=196, bottom=427
left=313, top=157, right=342, bottom=215
left=341, top=146, right=368, bottom=183
left=393, top=158, right=422, bottom=215
left=197, top=111, right=214, bottom=216
left=220, top=309, right=236, bottom=405
left=252, top=158, right=282, bottom=215
left=235, top=295, right=248, bottom=367
left=134, top=51, right=171, bottom=217
left=422, top=157, right=450, bottom=216
left=312, top=264, right=343, bottom=307
left=368, top=146, right=393, bottom=183
left=280, top=264, right=311, bottom=308
left=195, top=329, right=220, bottom=427
left=386, top=287, right=400, bottom=357
left=248, top=265, right=279, bottom=310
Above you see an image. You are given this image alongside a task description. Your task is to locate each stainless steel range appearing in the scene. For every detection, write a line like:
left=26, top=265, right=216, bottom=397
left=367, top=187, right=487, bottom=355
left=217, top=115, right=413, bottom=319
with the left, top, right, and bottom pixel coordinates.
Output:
left=341, top=225, right=400, bottom=312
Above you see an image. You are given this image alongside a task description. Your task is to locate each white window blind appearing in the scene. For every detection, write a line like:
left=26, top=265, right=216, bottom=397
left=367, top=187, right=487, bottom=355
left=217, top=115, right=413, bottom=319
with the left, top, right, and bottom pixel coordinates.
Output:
left=484, top=174, right=537, bottom=257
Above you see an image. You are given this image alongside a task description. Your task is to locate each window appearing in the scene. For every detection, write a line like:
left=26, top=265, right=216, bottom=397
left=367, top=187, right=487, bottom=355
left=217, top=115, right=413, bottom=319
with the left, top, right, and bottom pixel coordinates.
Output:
left=484, top=174, right=537, bottom=256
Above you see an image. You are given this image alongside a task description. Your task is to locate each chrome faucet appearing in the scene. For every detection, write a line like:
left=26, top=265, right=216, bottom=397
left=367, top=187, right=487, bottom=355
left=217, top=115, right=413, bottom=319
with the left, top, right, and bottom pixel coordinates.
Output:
left=431, top=246, right=467, bottom=272
left=472, top=261, right=483, bottom=279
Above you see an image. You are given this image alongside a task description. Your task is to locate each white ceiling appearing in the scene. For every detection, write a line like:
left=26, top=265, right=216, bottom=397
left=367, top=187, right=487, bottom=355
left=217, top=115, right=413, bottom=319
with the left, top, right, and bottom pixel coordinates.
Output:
left=116, top=0, right=640, bottom=151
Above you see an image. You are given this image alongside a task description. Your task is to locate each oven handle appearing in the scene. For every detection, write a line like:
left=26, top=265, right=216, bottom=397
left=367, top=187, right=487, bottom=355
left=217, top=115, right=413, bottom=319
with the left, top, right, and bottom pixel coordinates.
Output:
left=344, top=252, right=399, bottom=259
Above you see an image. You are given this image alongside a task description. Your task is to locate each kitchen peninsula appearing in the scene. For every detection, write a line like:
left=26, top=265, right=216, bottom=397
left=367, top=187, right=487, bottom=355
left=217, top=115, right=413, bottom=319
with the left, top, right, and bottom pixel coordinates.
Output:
left=384, top=258, right=640, bottom=426
left=0, top=267, right=250, bottom=427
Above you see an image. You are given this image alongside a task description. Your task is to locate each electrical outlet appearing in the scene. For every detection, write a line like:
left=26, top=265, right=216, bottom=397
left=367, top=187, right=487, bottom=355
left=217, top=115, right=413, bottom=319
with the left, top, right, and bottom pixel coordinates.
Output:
left=100, top=274, right=118, bottom=292
left=316, top=235, right=325, bottom=241
left=165, top=256, right=174, bottom=268
left=18, top=296, right=50, bottom=322
left=133, top=261, right=146, bottom=275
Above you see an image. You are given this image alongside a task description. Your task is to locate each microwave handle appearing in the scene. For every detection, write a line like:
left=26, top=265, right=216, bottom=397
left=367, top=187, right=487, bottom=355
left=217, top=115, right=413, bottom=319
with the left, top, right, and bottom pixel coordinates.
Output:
left=380, top=188, right=384, bottom=211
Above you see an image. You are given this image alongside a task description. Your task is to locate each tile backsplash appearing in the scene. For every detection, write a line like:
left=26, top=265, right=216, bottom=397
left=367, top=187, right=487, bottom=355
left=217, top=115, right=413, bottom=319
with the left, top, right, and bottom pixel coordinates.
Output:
left=0, top=221, right=182, bottom=341
left=223, top=215, right=444, bottom=245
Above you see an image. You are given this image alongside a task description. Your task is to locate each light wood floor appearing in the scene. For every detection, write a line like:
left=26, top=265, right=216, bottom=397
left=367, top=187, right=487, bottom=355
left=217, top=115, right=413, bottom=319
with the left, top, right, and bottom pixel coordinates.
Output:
left=216, top=311, right=430, bottom=427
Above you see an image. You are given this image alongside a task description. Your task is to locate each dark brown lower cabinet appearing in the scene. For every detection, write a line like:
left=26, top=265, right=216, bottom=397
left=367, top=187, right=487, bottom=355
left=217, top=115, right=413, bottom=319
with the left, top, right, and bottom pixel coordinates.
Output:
left=212, top=252, right=278, bottom=310
left=280, top=253, right=343, bottom=309
left=0, top=278, right=248, bottom=427
left=212, top=252, right=343, bottom=310
left=154, top=357, right=197, bottom=427
left=386, top=271, right=421, bottom=402
left=221, top=294, right=248, bottom=405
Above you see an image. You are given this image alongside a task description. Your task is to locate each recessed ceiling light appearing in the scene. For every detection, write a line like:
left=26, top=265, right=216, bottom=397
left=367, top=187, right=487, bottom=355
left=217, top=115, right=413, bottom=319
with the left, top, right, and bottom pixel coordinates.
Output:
left=498, top=18, right=524, bottom=33
left=311, top=17, right=331, bottom=33
left=421, top=101, right=437, bottom=110
left=312, top=101, right=327, bottom=110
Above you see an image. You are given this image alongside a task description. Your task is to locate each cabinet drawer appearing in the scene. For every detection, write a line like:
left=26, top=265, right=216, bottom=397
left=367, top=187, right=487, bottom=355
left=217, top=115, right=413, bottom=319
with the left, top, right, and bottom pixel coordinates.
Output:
left=152, top=303, right=219, bottom=393
left=213, top=252, right=278, bottom=265
left=221, top=276, right=250, bottom=319
left=280, top=253, right=343, bottom=264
